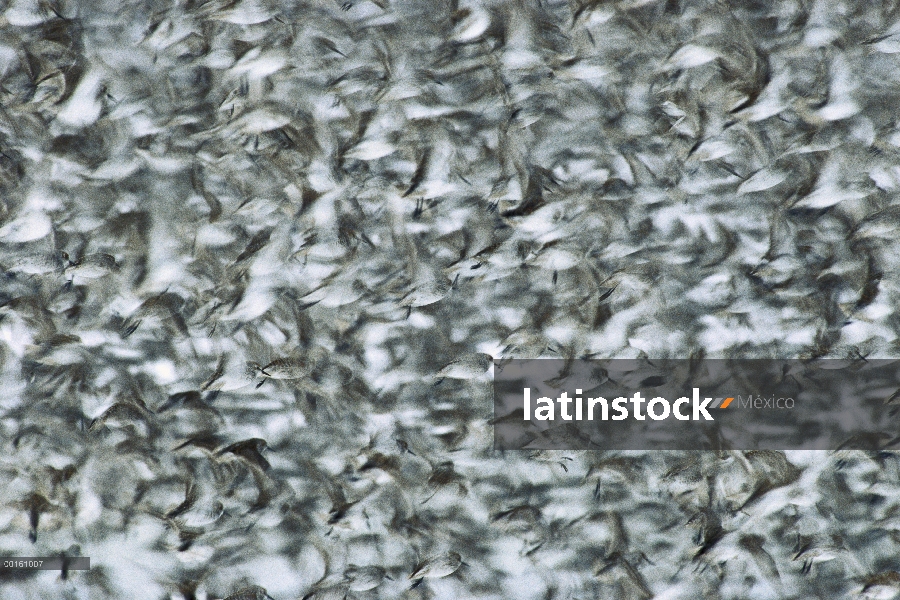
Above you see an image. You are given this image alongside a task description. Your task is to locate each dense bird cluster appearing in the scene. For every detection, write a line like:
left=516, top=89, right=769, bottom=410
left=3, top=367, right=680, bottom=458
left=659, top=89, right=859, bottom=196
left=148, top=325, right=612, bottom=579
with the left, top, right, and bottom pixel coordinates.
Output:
left=2, top=0, right=900, bottom=598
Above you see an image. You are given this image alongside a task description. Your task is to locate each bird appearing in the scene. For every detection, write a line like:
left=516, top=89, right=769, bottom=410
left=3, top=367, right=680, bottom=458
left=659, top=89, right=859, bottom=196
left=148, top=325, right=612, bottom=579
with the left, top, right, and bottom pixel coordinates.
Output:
left=57, top=543, right=83, bottom=581
left=216, top=438, right=273, bottom=472
left=593, top=552, right=653, bottom=600
left=155, top=390, right=223, bottom=423
left=201, top=354, right=260, bottom=392
left=738, top=450, right=802, bottom=510
left=0, top=210, right=53, bottom=243
left=490, top=503, right=544, bottom=535
left=162, top=478, right=200, bottom=520
left=450, top=6, right=491, bottom=43
left=408, top=551, right=463, bottom=581
left=792, top=533, right=865, bottom=576
left=0, top=249, right=68, bottom=275
left=254, top=355, right=314, bottom=388
left=737, top=534, right=780, bottom=584
left=343, top=564, right=391, bottom=591
left=397, top=276, right=455, bottom=315
left=121, top=290, right=189, bottom=338
left=499, top=330, right=558, bottom=359
left=23, top=333, right=84, bottom=366
left=300, top=583, right=350, bottom=600
left=223, top=585, right=276, bottom=600
left=686, top=507, right=725, bottom=560
left=433, top=352, right=492, bottom=384
left=311, top=35, right=347, bottom=58
left=88, top=399, right=155, bottom=436
left=421, top=461, right=468, bottom=504
left=13, top=493, right=61, bottom=543
left=859, top=571, right=900, bottom=599
left=64, top=253, right=118, bottom=281
left=527, top=450, right=575, bottom=472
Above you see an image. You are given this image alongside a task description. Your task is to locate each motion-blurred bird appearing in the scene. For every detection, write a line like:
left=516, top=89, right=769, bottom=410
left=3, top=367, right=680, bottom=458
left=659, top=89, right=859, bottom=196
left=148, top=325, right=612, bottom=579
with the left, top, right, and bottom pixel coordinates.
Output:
left=398, top=276, right=454, bottom=314
left=13, top=492, right=62, bottom=543
left=216, top=438, right=272, bottom=472
left=202, top=354, right=259, bottom=392
left=254, top=355, right=314, bottom=388
left=792, top=533, right=864, bottom=576
left=433, top=352, right=492, bottom=384
left=300, top=583, right=350, bottom=600
left=121, top=290, right=189, bottom=338
left=0, top=210, right=53, bottom=243
left=343, top=565, right=391, bottom=591
left=65, top=253, right=118, bottom=281
left=860, top=571, right=900, bottom=600
left=1, top=249, right=68, bottom=275
left=421, top=461, right=468, bottom=503
left=223, top=585, right=276, bottom=600
left=408, top=551, right=463, bottom=580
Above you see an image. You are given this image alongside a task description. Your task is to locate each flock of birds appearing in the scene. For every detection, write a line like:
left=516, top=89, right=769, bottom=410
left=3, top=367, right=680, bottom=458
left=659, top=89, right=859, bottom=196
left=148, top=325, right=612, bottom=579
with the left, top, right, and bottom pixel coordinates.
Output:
left=2, top=0, right=900, bottom=598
